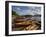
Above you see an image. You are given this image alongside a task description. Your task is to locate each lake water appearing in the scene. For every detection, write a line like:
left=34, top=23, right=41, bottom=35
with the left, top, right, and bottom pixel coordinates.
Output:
left=31, top=16, right=41, bottom=21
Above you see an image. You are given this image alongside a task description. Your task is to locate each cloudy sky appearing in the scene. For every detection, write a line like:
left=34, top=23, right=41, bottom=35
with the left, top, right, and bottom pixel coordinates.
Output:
left=12, top=6, right=41, bottom=15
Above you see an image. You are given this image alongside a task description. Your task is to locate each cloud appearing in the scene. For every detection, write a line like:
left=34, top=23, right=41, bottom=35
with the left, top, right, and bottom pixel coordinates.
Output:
left=16, top=7, right=21, bottom=10
left=26, top=6, right=41, bottom=15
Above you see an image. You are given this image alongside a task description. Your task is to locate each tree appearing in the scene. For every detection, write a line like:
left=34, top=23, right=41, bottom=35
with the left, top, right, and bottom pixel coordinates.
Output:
left=12, top=11, right=19, bottom=16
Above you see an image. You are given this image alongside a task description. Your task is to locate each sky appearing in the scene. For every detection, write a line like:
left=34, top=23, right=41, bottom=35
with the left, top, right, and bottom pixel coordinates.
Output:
left=12, top=6, right=41, bottom=15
